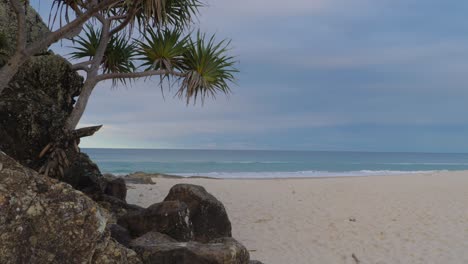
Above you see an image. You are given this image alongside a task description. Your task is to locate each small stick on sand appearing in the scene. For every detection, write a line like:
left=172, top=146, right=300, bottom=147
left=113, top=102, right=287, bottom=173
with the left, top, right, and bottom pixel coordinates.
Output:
left=352, top=253, right=360, bottom=264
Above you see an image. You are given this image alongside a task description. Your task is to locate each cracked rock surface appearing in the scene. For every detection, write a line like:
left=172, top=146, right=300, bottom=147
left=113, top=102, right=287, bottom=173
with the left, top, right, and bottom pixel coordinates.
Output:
left=0, top=152, right=141, bottom=264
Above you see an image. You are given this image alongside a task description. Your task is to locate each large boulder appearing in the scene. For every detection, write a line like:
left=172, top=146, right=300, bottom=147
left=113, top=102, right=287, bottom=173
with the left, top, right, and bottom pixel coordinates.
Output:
left=0, top=152, right=141, bottom=263
left=118, top=201, right=194, bottom=241
left=0, top=53, right=83, bottom=169
left=130, top=233, right=249, bottom=264
left=164, top=184, right=232, bottom=242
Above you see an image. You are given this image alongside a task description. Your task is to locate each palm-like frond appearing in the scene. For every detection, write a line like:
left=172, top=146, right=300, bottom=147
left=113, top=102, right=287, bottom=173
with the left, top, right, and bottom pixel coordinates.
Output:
left=136, top=28, right=187, bottom=72
left=177, top=32, right=237, bottom=104
left=50, top=0, right=85, bottom=28
left=70, top=24, right=136, bottom=85
left=103, top=35, right=137, bottom=85
left=133, top=0, right=202, bottom=29
left=70, top=24, right=101, bottom=60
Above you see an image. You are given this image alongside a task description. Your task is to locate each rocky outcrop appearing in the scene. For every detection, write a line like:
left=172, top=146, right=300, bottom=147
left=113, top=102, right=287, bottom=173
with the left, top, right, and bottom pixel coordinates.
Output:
left=0, top=152, right=141, bottom=263
left=0, top=2, right=261, bottom=263
left=0, top=0, right=50, bottom=56
left=130, top=234, right=249, bottom=264
left=164, top=184, right=232, bottom=242
left=0, top=53, right=83, bottom=169
left=118, top=201, right=194, bottom=241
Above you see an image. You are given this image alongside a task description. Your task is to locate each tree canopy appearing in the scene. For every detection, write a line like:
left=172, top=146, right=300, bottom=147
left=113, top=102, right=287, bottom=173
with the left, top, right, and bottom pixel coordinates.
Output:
left=0, top=0, right=238, bottom=178
left=1, top=1, right=238, bottom=125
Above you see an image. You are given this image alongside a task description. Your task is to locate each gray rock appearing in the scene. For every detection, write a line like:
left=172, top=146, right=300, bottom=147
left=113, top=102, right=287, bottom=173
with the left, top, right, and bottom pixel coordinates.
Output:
left=0, top=53, right=83, bottom=170
left=164, top=184, right=232, bottom=242
left=63, top=152, right=107, bottom=195
left=104, top=175, right=128, bottom=200
left=249, top=261, right=265, bottom=264
left=0, top=0, right=50, bottom=56
left=130, top=236, right=249, bottom=264
left=0, top=152, right=141, bottom=263
left=109, top=224, right=133, bottom=247
left=97, top=194, right=144, bottom=222
left=124, top=172, right=156, bottom=184
left=118, top=201, right=194, bottom=241
left=129, top=231, right=178, bottom=247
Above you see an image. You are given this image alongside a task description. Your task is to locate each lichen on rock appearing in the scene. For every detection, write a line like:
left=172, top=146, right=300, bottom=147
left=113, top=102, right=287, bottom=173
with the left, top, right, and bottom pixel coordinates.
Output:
left=0, top=152, right=141, bottom=264
left=0, top=0, right=50, bottom=56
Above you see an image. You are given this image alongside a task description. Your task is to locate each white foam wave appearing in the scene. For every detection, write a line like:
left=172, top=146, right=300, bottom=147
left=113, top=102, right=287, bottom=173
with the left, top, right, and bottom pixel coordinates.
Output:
left=175, top=170, right=438, bottom=179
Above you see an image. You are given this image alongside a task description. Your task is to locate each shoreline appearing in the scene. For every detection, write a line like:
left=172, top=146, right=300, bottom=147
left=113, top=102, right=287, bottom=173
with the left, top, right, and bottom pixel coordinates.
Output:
left=119, top=169, right=468, bottom=182
left=127, top=170, right=468, bottom=264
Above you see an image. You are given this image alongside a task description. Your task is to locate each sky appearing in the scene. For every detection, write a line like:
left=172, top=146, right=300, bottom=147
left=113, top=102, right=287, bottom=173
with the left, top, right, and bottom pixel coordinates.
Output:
left=33, top=0, right=468, bottom=152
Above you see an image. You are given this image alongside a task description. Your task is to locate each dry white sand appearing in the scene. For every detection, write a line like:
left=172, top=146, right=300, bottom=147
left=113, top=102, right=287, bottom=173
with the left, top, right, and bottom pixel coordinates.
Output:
left=126, top=171, right=468, bottom=264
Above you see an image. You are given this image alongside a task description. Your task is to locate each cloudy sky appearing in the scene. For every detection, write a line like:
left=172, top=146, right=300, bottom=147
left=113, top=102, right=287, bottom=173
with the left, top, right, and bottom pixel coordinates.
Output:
left=35, top=0, right=468, bottom=152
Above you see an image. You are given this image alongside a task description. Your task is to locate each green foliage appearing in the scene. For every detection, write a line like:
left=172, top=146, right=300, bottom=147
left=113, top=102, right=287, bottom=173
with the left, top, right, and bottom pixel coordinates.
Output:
left=51, top=0, right=201, bottom=30
left=70, top=24, right=101, bottom=59
left=177, top=32, right=237, bottom=104
left=70, top=24, right=137, bottom=85
left=65, top=0, right=237, bottom=103
left=134, top=0, right=202, bottom=28
left=103, top=35, right=137, bottom=75
left=136, top=28, right=187, bottom=72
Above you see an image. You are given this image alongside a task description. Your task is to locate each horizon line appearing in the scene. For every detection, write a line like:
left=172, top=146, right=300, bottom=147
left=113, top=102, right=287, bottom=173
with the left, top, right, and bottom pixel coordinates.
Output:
left=80, top=147, right=468, bottom=155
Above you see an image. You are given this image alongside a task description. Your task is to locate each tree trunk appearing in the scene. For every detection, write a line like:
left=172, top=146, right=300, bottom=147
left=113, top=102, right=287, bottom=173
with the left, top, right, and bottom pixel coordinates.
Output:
left=65, top=79, right=98, bottom=130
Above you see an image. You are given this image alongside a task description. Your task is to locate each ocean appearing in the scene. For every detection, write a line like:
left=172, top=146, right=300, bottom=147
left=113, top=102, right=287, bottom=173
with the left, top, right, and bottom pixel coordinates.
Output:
left=83, top=148, right=468, bottom=178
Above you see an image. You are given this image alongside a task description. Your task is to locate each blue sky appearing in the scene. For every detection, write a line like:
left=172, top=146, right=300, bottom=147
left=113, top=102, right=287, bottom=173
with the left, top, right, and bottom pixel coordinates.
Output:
left=34, top=0, right=468, bottom=152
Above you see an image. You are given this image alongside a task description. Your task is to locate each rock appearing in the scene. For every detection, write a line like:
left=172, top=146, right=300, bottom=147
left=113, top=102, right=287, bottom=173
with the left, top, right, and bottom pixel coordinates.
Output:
left=0, top=152, right=141, bottom=263
left=109, top=224, right=133, bottom=247
left=63, top=152, right=107, bottom=195
left=164, top=184, right=232, bottom=242
left=124, top=172, right=156, bottom=184
left=0, top=0, right=50, bottom=56
left=249, top=261, right=264, bottom=264
left=0, top=53, right=83, bottom=169
left=64, top=154, right=130, bottom=204
left=104, top=175, right=127, bottom=200
left=118, top=201, right=194, bottom=241
left=97, top=194, right=144, bottom=222
left=92, top=238, right=142, bottom=264
left=130, top=236, right=250, bottom=264
left=129, top=231, right=178, bottom=247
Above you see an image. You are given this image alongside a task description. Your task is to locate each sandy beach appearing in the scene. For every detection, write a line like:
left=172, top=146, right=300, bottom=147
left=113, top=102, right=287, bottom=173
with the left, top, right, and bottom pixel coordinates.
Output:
left=127, top=171, right=468, bottom=264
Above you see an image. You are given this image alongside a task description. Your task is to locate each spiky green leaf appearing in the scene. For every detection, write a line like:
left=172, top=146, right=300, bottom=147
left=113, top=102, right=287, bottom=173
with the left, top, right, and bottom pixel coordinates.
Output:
left=177, top=32, right=237, bottom=104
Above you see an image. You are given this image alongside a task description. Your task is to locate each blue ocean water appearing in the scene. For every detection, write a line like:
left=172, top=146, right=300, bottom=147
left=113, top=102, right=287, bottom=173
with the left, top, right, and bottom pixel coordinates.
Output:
left=83, top=148, right=468, bottom=178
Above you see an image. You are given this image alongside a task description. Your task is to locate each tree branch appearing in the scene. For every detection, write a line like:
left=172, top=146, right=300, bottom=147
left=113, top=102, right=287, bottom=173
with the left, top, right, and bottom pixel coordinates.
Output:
left=71, top=61, right=92, bottom=72
left=109, top=14, right=128, bottom=20
left=109, top=6, right=137, bottom=35
left=72, top=125, right=103, bottom=139
left=24, top=0, right=120, bottom=57
left=9, top=0, right=27, bottom=52
left=96, top=70, right=186, bottom=82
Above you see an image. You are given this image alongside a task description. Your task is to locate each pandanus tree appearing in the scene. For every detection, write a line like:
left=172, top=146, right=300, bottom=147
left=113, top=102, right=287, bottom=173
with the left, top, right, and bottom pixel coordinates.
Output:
left=0, top=0, right=119, bottom=93
left=2, top=0, right=237, bottom=177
